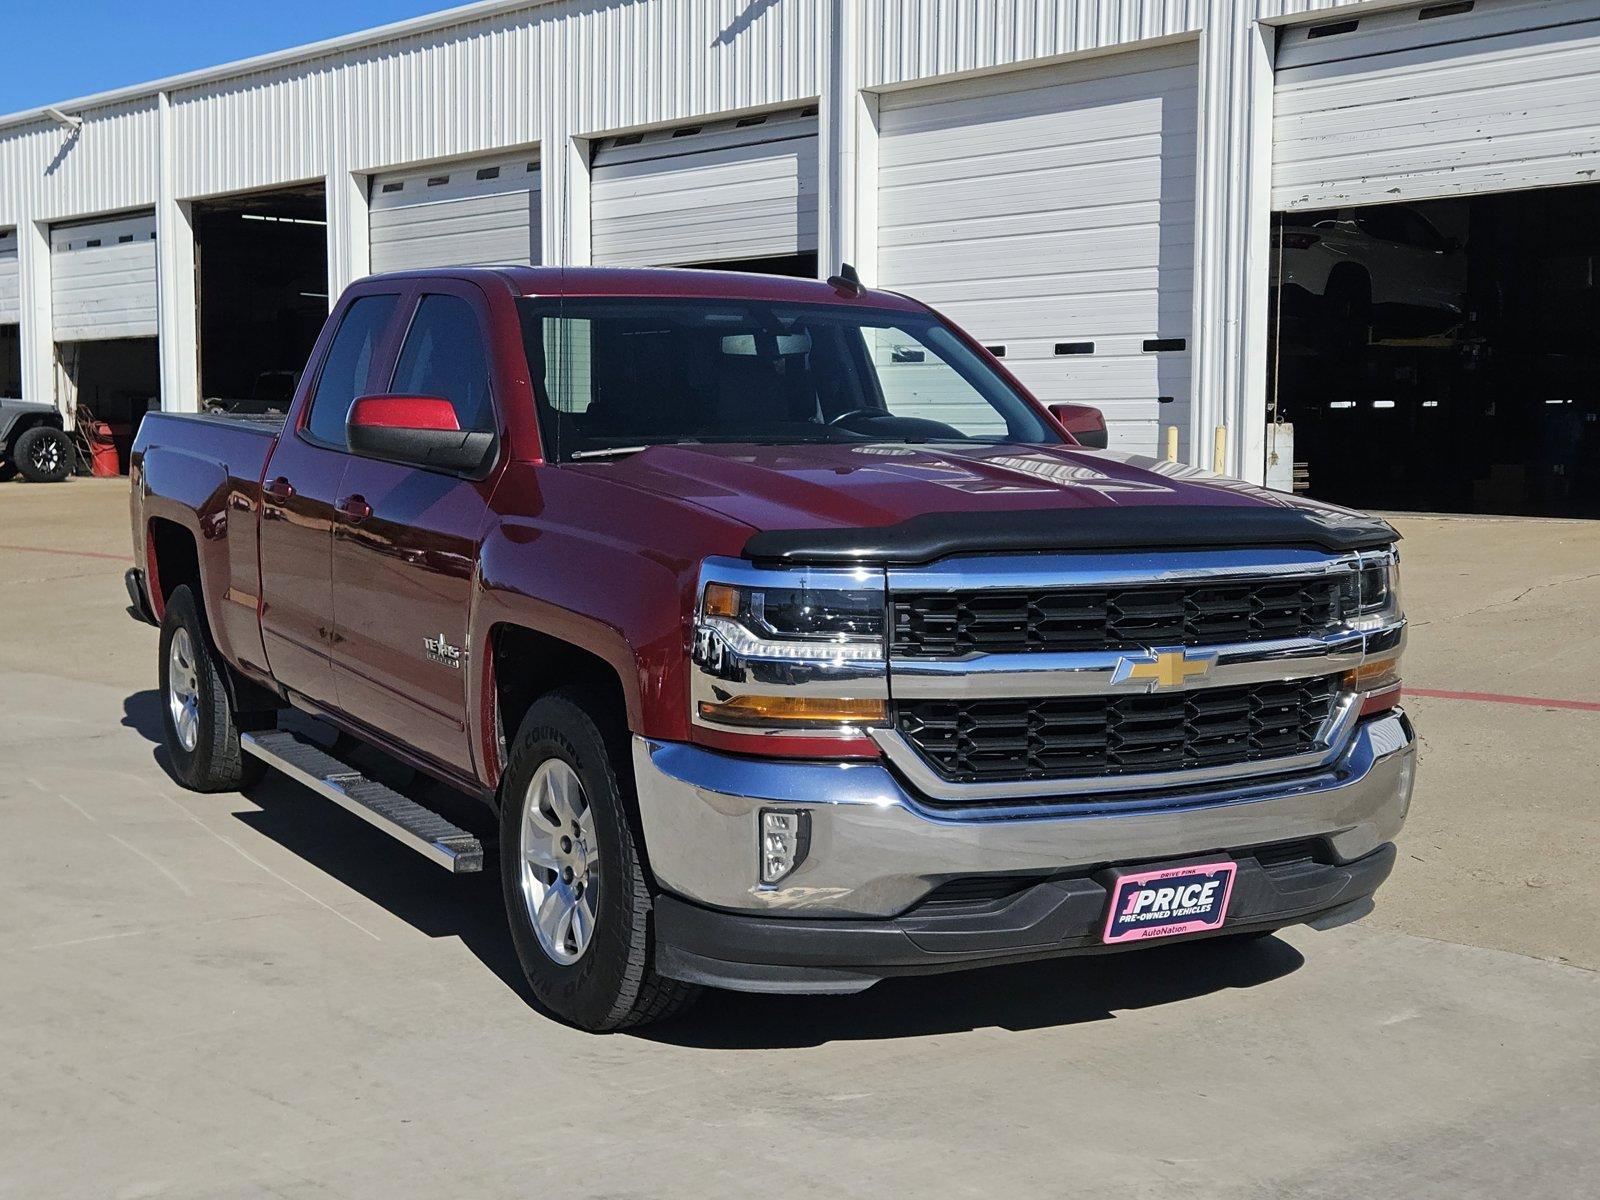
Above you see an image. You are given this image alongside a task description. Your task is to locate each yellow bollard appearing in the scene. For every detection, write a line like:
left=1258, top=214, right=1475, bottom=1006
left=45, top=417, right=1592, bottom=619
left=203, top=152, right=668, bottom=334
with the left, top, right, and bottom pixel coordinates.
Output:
left=1164, top=426, right=1179, bottom=462
left=1212, top=425, right=1227, bottom=475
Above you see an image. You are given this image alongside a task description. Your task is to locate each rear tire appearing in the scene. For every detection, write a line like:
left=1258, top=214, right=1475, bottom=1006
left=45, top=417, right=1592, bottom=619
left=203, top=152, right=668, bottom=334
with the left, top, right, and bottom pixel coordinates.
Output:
left=15, top=426, right=73, bottom=483
left=499, top=689, right=699, bottom=1031
left=158, top=585, right=265, bottom=793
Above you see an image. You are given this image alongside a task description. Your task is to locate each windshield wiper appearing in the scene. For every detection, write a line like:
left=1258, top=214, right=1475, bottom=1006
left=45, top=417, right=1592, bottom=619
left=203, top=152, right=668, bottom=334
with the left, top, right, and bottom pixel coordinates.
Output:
left=567, top=445, right=654, bottom=461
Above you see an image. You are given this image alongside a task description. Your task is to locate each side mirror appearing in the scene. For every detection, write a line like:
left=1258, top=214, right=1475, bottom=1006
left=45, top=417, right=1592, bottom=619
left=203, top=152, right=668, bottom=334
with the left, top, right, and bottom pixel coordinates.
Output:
left=1048, top=402, right=1109, bottom=450
left=346, top=395, right=493, bottom=474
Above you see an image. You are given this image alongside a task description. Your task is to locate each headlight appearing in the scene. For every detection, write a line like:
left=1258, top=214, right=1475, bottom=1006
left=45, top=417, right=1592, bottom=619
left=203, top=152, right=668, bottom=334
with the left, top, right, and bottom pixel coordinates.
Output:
left=700, top=579, right=884, bottom=650
left=1336, top=547, right=1404, bottom=715
left=1337, top=548, right=1402, bottom=632
left=692, top=560, right=888, bottom=735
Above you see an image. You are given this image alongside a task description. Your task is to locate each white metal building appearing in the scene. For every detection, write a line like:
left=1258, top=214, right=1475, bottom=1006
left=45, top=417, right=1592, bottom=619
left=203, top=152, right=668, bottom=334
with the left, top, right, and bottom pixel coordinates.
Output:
left=2, top=0, right=1598, bottom=496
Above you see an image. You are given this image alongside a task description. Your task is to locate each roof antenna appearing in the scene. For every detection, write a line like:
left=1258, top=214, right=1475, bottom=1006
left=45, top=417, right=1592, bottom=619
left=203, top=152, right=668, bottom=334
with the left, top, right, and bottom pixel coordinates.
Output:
left=827, top=262, right=863, bottom=296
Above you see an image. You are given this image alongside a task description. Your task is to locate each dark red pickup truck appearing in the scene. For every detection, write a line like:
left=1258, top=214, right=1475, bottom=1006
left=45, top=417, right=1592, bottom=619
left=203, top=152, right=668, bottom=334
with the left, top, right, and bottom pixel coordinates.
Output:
left=129, top=266, right=1414, bottom=1030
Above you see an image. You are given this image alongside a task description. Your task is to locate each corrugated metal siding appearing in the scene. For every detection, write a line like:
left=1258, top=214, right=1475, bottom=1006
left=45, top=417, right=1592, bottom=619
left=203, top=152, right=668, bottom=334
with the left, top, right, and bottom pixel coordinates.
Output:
left=1273, top=0, right=1600, bottom=208
left=876, top=42, right=1198, bottom=452
left=591, top=108, right=818, bottom=266
left=161, top=0, right=822, bottom=201
left=553, top=0, right=821, bottom=134
left=49, top=212, right=159, bottom=341
left=0, top=229, right=18, bottom=325
left=370, top=152, right=542, bottom=272
left=0, top=98, right=159, bottom=226
left=855, top=0, right=1204, bottom=87
left=169, top=62, right=335, bottom=199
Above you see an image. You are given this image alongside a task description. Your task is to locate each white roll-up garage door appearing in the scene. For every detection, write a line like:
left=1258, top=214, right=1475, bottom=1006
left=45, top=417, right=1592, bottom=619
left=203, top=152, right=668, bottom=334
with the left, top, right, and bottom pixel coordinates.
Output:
left=369, top=153, right=541, bottom=273
left=876, top=44, right=1198, bottom=454
left=590, top=108, right=819, bottom=267
left=0, top=229, right=19, bottom=326
left=1274, top=0, right=1600, bottom=210
left=50, top=213, right=158, bottom=342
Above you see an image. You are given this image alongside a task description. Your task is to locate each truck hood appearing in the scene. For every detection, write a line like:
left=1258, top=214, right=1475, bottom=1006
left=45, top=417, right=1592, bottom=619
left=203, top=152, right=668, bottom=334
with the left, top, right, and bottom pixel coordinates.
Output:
left=574, top=441, right=1344, bottom=522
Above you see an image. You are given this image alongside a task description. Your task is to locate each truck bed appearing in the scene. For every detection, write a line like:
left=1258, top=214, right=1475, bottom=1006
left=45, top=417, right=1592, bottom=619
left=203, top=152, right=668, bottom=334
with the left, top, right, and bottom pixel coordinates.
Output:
left=130, top=409, right=286, bottom=682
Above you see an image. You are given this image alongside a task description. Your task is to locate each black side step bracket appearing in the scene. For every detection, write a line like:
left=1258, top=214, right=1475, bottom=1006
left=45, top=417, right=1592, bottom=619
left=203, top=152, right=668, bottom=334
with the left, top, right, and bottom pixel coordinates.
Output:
left=241, top=730, right=484, bottom=873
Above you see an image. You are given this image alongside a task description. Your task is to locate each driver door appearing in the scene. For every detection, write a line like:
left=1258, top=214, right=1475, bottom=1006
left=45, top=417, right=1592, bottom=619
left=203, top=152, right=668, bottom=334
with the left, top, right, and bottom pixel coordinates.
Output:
left=329, top=283, right=499, bottom=776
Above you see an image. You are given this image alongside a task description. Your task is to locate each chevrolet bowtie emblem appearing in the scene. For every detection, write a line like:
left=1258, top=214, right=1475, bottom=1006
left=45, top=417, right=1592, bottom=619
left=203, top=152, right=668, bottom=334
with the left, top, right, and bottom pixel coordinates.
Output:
left=1111, top=648, right=1218, bottom=691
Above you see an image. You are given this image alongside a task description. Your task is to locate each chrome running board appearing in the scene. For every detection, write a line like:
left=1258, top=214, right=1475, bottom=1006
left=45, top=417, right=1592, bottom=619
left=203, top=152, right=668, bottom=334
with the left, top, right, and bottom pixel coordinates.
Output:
left=241, top=730, right=483, bottom=873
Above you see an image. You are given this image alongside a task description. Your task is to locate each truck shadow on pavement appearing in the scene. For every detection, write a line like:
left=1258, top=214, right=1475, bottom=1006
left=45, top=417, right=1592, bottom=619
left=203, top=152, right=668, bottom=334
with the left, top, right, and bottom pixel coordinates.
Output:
left=645, top=938, right=1304, bottom=1048
left=122, top=689, right=1306, bottom=1047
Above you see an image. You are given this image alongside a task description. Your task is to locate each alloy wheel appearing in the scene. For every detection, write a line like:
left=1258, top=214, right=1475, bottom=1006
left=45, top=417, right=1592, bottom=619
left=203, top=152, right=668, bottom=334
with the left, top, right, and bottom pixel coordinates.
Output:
left=167, top=627, right=201, bottom=752
left=31, top=440, right=61, bottom=475
left=519, top=758, right=600, bottom=965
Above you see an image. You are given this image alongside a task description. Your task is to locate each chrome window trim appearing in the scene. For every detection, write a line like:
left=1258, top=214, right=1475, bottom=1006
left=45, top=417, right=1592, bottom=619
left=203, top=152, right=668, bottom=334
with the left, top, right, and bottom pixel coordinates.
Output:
left=872, top=692, right=1364, bottom=811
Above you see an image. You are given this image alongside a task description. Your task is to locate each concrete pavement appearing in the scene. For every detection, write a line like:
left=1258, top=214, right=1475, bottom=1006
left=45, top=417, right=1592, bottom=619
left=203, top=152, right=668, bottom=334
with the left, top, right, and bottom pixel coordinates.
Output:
left=0, top=477, right=1595, bottom=1198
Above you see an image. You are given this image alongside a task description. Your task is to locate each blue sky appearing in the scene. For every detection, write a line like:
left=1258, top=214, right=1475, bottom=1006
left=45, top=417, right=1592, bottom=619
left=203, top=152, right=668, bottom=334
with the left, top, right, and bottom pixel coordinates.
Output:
left=1, top=1, right=460, bottom=114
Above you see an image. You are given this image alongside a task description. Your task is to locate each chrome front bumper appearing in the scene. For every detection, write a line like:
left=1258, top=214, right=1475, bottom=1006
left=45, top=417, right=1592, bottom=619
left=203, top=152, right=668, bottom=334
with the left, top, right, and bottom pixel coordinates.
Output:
left=632, top=710, right=1416, bottom=919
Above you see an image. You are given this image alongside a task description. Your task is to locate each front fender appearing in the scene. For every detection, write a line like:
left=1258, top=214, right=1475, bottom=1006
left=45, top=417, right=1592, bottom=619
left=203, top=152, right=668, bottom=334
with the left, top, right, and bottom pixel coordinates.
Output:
left=469, top=462, right=753, bottom=786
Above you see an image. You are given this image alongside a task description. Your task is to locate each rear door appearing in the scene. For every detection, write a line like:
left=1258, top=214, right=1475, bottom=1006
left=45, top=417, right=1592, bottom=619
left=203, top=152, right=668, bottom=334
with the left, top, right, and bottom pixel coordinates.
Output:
left=258, top=288, right=404, bottom=706
left=329, top=282, right=499, bottom=774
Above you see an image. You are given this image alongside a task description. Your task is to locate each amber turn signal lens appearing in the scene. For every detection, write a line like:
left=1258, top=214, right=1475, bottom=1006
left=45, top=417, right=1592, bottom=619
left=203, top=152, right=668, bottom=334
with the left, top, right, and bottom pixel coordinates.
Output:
left=698, top=695, right=887, bottom=728
left=1345, top=654, right=1400, bottom=689
left=702, top=583, right=741, bottom=618
left=1344, top=654, right=1402, bottom=716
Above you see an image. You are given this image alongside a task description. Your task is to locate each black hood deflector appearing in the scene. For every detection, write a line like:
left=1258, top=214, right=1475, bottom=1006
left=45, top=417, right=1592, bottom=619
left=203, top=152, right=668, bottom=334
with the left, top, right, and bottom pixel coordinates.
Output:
left=742, top=505, right=1399, bottom=567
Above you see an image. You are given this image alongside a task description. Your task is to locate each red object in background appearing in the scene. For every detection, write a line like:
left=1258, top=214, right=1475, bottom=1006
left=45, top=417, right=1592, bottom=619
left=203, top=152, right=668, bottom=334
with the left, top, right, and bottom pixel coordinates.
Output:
left=86, top=421, right=120, bottom=477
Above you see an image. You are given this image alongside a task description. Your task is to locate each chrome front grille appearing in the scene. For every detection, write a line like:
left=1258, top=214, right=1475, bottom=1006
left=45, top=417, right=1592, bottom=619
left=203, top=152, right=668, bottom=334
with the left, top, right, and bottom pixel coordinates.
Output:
left=896, top=676, right=1340, bottom=785
left=877, top=549, right=1395, bottom=808
left=891, top=576, right=1342, bottom=658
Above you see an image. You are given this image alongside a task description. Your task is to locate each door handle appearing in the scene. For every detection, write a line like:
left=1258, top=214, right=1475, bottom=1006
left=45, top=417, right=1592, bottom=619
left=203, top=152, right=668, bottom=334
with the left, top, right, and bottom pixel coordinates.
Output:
left=338, top=494, right=372, bottom=523
left=264, top=476, right=296, bottom=502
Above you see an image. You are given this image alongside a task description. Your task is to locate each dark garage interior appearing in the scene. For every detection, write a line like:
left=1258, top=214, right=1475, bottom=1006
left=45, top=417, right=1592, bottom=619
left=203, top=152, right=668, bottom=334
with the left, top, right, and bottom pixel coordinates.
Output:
left=679, top=251, right=819, bottom=278
left=194, top=184, right=328, bottom=413
left=57, top=337, right=158, bottom=473
left=1268, top=182, right=1600, bottom=518
left=0, top=325, right=19, bottom=398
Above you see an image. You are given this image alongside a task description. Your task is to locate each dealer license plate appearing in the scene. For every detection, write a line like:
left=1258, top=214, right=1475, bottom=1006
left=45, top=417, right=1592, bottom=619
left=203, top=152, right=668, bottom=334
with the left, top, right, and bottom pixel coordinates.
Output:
left=1102, top=860, right=1237, bottom=945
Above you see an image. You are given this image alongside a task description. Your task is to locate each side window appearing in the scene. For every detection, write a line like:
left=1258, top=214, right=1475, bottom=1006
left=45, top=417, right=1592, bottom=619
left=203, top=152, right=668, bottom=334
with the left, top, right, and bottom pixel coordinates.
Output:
left=390, top=295, right=495, bottom=433
left=305, top=294, right=399, bottom=449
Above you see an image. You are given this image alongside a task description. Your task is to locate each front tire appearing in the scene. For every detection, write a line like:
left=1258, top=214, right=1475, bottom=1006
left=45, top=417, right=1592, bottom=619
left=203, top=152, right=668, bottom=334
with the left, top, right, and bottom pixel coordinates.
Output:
left=15, top=426, right=73, bottom=482
left=158, top=585, right=265, bottom=792
left=499, top=689, right=699, bottom=1031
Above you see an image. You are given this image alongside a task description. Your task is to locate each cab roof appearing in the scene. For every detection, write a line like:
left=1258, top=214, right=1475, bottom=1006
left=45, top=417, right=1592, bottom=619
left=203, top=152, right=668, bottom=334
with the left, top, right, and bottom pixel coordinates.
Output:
left=367, top=264, right=929, bottom=313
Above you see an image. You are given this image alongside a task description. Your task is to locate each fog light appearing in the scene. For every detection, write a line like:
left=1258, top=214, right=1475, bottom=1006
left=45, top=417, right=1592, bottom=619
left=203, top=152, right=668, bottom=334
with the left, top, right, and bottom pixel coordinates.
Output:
left=759, top=809, right=811, bottom=885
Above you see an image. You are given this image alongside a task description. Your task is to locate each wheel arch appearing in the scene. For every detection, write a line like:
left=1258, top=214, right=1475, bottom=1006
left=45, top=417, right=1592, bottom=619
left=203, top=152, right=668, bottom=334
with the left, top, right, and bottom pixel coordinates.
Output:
left=147, top=515, right=279, bottom=721
left=1, top=408, right=65, bottom=453
left=487, top=622, right=632, bottom=792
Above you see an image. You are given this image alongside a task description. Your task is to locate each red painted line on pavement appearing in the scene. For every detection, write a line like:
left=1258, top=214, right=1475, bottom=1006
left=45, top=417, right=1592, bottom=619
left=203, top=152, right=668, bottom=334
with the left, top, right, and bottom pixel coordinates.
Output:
left=0, top=543, right=129, bottom=563
left=1405, top=687, right=1600, bottom=713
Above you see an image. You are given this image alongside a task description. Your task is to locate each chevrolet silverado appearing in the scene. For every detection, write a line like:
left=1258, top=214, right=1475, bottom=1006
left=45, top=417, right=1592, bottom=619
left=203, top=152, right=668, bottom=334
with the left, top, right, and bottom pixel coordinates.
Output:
left=127, top=266, right=1415, bottom=1031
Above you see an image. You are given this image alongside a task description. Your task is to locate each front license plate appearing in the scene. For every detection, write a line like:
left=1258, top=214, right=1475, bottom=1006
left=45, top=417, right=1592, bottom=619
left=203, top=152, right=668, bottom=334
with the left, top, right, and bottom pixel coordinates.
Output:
left=1102, top=861, right=1237, bottom=945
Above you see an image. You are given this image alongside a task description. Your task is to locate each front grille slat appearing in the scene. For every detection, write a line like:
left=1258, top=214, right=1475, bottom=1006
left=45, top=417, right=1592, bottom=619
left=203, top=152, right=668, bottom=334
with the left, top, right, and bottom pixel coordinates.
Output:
left=892, top=576, right=1341, bottom=657
left=897, top=677, right=1338, bottom=788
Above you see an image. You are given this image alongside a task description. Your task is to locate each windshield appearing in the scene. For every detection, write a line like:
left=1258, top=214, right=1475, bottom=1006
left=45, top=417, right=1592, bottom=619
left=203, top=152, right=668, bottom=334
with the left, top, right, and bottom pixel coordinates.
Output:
left=517, top=297, right=1060, bottom=461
